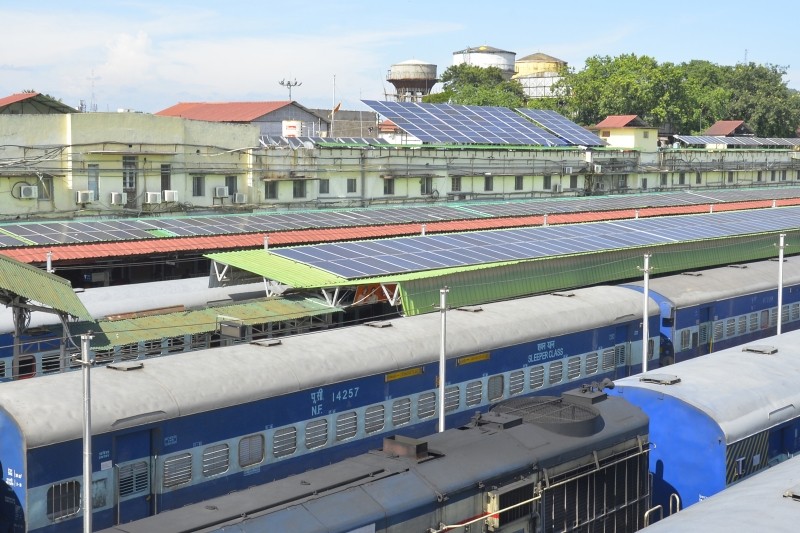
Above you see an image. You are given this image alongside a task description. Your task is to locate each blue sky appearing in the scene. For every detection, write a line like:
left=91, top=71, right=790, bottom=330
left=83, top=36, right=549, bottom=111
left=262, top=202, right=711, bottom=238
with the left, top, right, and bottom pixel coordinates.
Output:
left=1, top=1, right=796, bottom=113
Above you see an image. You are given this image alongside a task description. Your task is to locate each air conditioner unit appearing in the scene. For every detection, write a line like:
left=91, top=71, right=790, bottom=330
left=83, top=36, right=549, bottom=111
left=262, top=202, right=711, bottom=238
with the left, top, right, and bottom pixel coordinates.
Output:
left=75, top=190, right=94, bottom=203
left=562, top=166, right=573, bottom=174
left=145, top=192, right=162, bottom=204
left=163, top=190, right=179, bottom=202
left=20, top=185, right=38, bottom=199
left=110, top=192, right=127, bottom=205
left=214, top=186, right=229, bottom=197
left=552, top=183, right=562, bottom=193
left=233, top=192, right=247, bottom=204
left=594, top=164, right=602, bottom=173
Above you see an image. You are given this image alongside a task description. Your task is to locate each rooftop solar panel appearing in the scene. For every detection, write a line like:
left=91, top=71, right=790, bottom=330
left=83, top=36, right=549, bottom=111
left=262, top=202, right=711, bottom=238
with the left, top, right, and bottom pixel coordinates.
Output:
left=516, top=109, right=606, bottom=146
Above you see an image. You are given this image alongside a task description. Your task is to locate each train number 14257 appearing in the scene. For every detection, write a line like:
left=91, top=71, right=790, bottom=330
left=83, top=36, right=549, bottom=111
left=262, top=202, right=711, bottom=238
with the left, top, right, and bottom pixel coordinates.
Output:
left=332, top=387, right=359, bottom=402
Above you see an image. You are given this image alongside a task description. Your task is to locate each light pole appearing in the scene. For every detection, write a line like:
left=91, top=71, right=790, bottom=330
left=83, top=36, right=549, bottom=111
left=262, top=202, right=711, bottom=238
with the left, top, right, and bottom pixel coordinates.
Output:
left=279, top=78, right=302, bottom=101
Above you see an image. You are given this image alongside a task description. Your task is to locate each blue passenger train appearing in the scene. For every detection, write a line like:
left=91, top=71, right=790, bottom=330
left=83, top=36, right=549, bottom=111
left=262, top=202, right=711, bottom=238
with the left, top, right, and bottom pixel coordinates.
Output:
left=0, top=285, right=657, bottom=532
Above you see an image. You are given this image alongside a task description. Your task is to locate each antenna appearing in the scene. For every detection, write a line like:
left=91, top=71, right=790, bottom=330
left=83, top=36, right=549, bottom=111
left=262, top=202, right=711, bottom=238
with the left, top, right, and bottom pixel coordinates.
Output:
left=744, top=49, right=748, bottom=63
left=86, top=69, right=100, bottom=112
left=279, top=78, right=302, bottom=101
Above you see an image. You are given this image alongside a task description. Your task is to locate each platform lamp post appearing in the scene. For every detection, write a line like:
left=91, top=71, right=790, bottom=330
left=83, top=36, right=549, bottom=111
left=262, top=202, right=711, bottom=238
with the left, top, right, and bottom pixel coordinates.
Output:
left=279, top=78, right=302, bottom=101
left=778, top=233, right=786, bottom=335
left=639, top=255, right=652, bottom=373
left=79, top=331, right=94, bottom=533
left=438, top=286, right=449, bottom=433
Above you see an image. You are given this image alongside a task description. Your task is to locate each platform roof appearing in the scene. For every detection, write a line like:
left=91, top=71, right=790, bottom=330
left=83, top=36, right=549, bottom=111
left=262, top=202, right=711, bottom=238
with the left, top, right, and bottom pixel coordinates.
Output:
left=0, top=255, right=90, bottom=320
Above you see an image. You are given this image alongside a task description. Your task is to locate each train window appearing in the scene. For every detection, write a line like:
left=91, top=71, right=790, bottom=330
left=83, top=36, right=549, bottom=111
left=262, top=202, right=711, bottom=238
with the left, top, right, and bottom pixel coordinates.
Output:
left=190, top=333, right=207, bottom=350
left=530, top=366, right=545, bottom=389
left=586, top=354, right=599, bottom=375
left=770, top=309, right=777, bottom=327
left=202, top=444, right=230, bottom=477
left=615, top=346, right=626, bottom=367
left=41, top=353, right=61, bottom=374
left=601, top=348, right=615, bottom=371
left=488, top=375, right=504, bottom=401
left=713, top=322, right=723, bottom=342
left=726, top=319, right=735, bottom=338
left=679, top=330, right=690, bottom=351
left=567, top=357, right=581, bottom=380
left=238, top=434, right=265, bottom=467
left=305, top=418, right=328, bottom=449
left=92, top=478, right=107, bottom=509
left=47, top=480, right=81, bottom=521
left=750, top=313, right=759, bottom=332
left=445, top=386, right=460, bottom=412
left=648, top=339, right=655, bottom=360
left=509, top=370, right=525, bottom=396
left=15, top=354, right=36, bottom=379
left=273, top=427, right=297, bottom=458
left=143, top=340, right=161, bottom=357
left=792, top=303, right=800, bottom=321
left=167, top=336, right=185, bottom=353
left=465, top=380, right=482, bottom=406
left=417, top=392, right=436, bottom=419
left=93, top=348, right=114, bottom=364
left=336, top=412, right=358, bottom=441
left=782, top=306, right=790, bottom=324
left=738, top=316, right=747, bottom=335
left=392, top=398, right=412, bottom=426
left=549, top=361, right=563, bottom=384
left=0, top=360, right=5, bottom=378
left=119, top=461, right=149, bottom=496
left=762, top=309, right=771, bottom=328
left=119, top=343, right=138, bottom=361
left=163, top=453, right=192, bottom=488
left=364, top=405, right=385, bottom=434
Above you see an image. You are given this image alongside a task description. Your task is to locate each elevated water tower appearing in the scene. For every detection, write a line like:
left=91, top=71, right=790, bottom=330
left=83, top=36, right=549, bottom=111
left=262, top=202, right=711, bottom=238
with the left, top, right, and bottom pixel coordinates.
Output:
left=386, top=59, right=438, bottom=102
left=452, top=45, right=516, bottom=80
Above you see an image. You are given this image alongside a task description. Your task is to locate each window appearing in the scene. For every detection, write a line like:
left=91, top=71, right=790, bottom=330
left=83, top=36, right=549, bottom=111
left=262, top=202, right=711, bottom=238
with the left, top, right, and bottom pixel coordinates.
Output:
left=567, top=356, right=581, bottom=379
left=601, top=347, right=615, bottom=369
left=530, top=366, right=545, bottom=389
left=509, top=370, right=524, bottom=396
left=445, top=385, right=460, bottom=412
left=163, top=453, right=192, bottom=488
left=238, top=434, right=264, bottom=467
left=305, top=418, right=328, bottom=449
left=364, top=405, right=385, bottom=434
left=192, top=175, right=204, bottom=197
left=225, top=175, right=237, bottom=195
left=47, top=481, right=81, bottom=521
left=487, top=375, right=504, bottom=401
left=569, top=175, right=578, bottom=189
left=757, top=171, right=763, bottom=182
left=383, top=178, right=395, bottom=195
left=601, top=130, right=610, bottom=137
left=771, top=170, right=776, bottom=181
left=660, top=174, right=667, bottom=186
left=122, top=156, right=137, bottom=190
left=543, top=175, right=552, bottom=190
left=161, top=164, right=171, bottom=191
left=417, top=392, right=436, bottom=419
left=514, top=175, right=523, bottom=191
left=420, top=176, right=433, bottom=195
left=392, top=398, right=411, bottom=426
left=781, top=170, right=788, bottom=181
left=319, top=178, right=330, bottom=194
left=643, top=130, right=649, bottom=139
left=586, top=354, right=599, bottom=375
left=88, top=164, right=100, bottom=200
left=549, top=361, right=563, bottom=384
left=727, top=171, right=734, bottom=183
left=695, top=172, right=702, bottom=185
left=483, top=175, right=493, bottom=191
left=451, top=176, right=461, bottom=192
left=347, top=178, right=357, bottom=193
left=265, top=181, right=277, bottom=199
left=202, top=444, right=229, bottom=477
left=678, top=172, right=686, bottom=185
left=272, top=426, right=297, bottom=458
left=796, top=170, right=800, bottom=181
left=38, top=175, right=53, bottom=199
left=119, top=462, right=149, bottom=496
left=293, top=180, right=306, bottom=198
left=466, top=380, right=482, bottom=406
left=336, top=411, right=357, bottom=441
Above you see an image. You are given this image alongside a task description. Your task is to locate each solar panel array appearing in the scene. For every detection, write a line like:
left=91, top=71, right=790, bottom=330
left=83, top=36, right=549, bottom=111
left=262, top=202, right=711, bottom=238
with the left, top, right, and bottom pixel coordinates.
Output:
left=516, top=109, right=606, bottom=146
left=675, top=135, right=800, bottom=148
left=361, top=100, right=568, bottom=146
left=271, top=206, right=800, bottom=279
left=0, top=188, right=797, bottom=248
left=261, top=136, right=391, bottom=149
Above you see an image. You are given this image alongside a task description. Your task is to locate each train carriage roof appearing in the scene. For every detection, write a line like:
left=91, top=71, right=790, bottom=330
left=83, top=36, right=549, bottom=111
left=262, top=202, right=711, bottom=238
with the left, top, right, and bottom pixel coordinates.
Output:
left=0, top=284, right=655, bottom=448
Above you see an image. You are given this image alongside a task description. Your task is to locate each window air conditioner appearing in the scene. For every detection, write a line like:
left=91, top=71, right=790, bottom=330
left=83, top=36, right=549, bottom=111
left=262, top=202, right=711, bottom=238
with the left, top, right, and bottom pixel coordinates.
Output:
left=594, top=164, right=602, bottom=173
left=145, top=192, right=162, bottom=204
left=562, top=166, right=573, bottom=174
left=20, top=185, right=38, bottom=199
left=163, top=190, right=179, bottom=202
left=75, top=190, right=94, bottom=203
left=233, top=192, right=247, bottom=204
left=552, top=183, right=562, bottom=193
left=214, top=186, right=229, bottom=197
left=110, top=192, right=127, bottom=205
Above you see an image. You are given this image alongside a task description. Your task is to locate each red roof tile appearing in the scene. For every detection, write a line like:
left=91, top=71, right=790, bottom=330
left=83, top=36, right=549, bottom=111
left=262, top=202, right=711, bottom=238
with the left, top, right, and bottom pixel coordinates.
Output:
left=704, top=120, right=746, bottom=136
left=0, top=92, right=38, bottom=107
left=594, top=115, right=646, bottom=128
left=155, top=101, right=292, bottom=122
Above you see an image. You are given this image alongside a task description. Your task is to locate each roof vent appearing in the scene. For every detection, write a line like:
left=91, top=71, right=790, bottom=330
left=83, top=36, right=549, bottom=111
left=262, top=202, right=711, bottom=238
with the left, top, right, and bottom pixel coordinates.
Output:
left=783, top=483, right=800, bottom=501
left=251, top=339, right=282, bottom=347
left=107, top=361, right=144, bottom=371
left=551, top=291, right=576, bottom=297
left=383, top=435, right=429, bottom=461
left=681, top=271, right=702, bottom=277
left=364, top=320, right=393, bottom=328
left=728, top=264, right=748, bottom=269
left=456, top=305, right=484, bottom=313
left=639, top=373, right=681, bottom=385
left=742, top=345, right=777, bottom=354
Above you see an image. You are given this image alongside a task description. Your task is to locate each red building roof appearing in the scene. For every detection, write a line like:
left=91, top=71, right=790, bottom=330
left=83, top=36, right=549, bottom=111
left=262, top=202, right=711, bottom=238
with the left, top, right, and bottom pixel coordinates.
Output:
left=704, top=120, right=752, bottom=136
left=0, top=92, right=37, bottom=107
left=155, top=101, right=293, bottom=122
left=594, top=115, right=649, bottom=128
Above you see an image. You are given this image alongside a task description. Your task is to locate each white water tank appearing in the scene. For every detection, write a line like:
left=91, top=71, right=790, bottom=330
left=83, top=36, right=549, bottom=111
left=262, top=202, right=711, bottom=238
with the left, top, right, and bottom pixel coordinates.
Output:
left=452, top=45, right=516, bottom=80
left=387, top=59, right=438, bottom=102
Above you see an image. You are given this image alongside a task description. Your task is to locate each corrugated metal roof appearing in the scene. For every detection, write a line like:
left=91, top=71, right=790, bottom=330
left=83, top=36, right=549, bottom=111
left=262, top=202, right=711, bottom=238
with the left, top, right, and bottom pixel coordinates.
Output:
left=0, top=255, right=90, bottom=320
left=704, top=120, right=747, bottom=136
left=0, top=92, right=78, bottom=113
left=72, top=296, right=338, bottom=348
left=155, top=101, right=292, bottom=122
left=207, top=249, right=349, bottom=288
left=594, top=115, right=649, bottom=128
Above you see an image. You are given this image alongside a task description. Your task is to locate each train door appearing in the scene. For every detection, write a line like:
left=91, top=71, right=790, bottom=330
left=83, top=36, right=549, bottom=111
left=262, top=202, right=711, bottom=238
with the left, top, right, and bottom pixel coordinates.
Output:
left=614, top=325, right=631, bottom=377
left=697, top=306, right=711, bottom=355
left=112, top=429, right=153, bottom=524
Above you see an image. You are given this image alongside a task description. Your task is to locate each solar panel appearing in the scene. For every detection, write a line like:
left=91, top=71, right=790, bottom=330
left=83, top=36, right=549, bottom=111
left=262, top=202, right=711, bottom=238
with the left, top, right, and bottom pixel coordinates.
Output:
left=362, top=100, right=568, bottom=146
left=270, top=206, right=800, bottom=279
left=516, top=109, right=606, bottom=146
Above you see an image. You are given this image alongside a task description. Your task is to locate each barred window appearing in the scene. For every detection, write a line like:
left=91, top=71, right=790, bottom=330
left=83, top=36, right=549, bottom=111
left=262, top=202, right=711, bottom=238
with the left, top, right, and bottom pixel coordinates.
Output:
left=417, top=392, right=436, bottom=419
left=792, top=303, right=800, bottom=321
left=680, top=330, right=691, bottom=351
left=119, top=461, right=149, bottom=495
left=445, top=385, right=460, bottom=412
left=738, top=316, right=747, bottom=335
left=509, top=370, right=525, bottom=396
left=567, top=356, right=581, bottom=380
left=238, top=434, right=264, bottom=467
left=750, top=313, right=759, bottom=332
left=549, top=361, right=563, bottom=384
left=305, top=418, right=328, bottom=450
left=364, top=405, right=385, bottom=434
left=465, top=380, right=482, bottom=406
left=336, top=411, right=357, bottom=441
left=272, top=427, right=297, bottom=458
left=392, top=398, right=411, bottom=427
left=163, top=453, right=192, bottom=488
left=42, top=353, right=61, bottom=374
left=487, top=375, right=504, bottom=401
left=725, top=318, right=735, bottom=338
left=47, top=481, right=81, bottom=521
left=585, top=354, right=599, bottom=375
left=530, top=366, right=545, bottom=389
left=202, top=444, right=229, bottom=477
left=602, top=348, right=615, bottom=370
left=615, top=345, right=626, bottom=367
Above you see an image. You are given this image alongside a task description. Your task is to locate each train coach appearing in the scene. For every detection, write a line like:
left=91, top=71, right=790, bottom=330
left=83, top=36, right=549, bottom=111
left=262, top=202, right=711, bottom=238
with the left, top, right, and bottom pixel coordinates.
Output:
left=0, top=285, right=657, bottom=532
left=609, top=327, right=800, bottom=517
left=98, top=389, right=651, bottom=533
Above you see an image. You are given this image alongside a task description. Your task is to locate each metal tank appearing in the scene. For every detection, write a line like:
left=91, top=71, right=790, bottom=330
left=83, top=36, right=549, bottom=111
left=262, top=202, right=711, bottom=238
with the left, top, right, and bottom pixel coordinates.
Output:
left=386, top=59, right=438, bottom=102
left=452, top=44, right=516, bottom=80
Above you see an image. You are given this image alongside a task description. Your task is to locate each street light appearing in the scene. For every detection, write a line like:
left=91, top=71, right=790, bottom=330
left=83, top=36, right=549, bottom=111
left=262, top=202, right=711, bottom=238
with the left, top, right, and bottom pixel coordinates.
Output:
left=279, top=78, right=302, bottom=101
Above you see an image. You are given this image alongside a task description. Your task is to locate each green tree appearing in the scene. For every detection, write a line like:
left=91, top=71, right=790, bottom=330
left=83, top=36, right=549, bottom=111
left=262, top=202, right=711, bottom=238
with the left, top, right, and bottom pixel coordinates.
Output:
left=423, top=64, right=525, bottom=107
